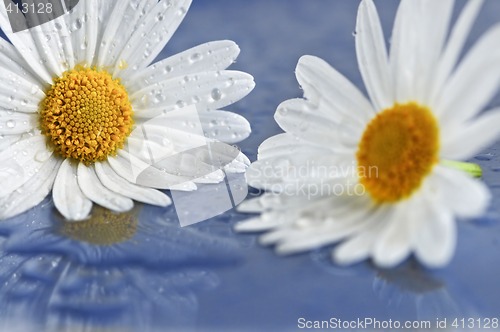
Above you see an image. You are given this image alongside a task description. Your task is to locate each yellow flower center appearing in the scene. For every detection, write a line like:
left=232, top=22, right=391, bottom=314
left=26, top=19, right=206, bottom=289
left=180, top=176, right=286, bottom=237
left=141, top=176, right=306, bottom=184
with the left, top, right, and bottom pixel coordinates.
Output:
left=356, top=102, right=439, bottom=203
left=40, top=67, right=134, bottom=164
left=59, top=205, right=139, bottom=245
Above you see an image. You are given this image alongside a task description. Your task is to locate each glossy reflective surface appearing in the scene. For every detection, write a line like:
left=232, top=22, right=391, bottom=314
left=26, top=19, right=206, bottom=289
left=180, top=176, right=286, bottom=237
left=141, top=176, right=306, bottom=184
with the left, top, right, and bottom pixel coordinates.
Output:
left=1, top=0, right=500, bottom=331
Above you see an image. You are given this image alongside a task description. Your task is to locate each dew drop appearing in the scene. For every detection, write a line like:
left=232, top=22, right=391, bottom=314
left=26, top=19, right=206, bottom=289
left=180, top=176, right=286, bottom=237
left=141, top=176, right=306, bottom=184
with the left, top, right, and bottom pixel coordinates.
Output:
left=35, top=150, right=52, bottom=162
left=176, top=100, right=187, bottom=108
left=177, top=7, right=187, bottom=16
left=6, top=120, right=16, bottom=129
left=211, top=88, right=222, bottom=101
left=189, top=52, right=202, bottom=63
left=73, top=18, right=83, bottom=30
left=278, top=107, right=288, bottom=115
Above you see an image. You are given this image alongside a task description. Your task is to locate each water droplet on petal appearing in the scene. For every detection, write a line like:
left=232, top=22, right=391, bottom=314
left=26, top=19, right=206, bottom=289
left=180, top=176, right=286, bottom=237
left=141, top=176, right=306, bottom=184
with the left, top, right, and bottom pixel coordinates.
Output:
left=6, top=120, right=16, bottom=128
left=189, top=52, right=202, bottom=63
left=177, top=7, right=187, bottom=16
left=176, top=100, right=187, bottom=108
left=211, top=88, right=222, bottom=101
left=164, top=65, right=173, bottom=74
left=73, top=19, right=83, bottom=30
left=35, top=150, right=52, bottom=162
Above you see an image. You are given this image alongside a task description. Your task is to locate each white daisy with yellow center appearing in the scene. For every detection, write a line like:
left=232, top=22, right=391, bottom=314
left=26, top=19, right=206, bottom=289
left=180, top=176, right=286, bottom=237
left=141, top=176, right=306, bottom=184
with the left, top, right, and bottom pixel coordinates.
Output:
left=0, top=0, right=254, bottom=221
left=236, top=0, right=500, bottom=268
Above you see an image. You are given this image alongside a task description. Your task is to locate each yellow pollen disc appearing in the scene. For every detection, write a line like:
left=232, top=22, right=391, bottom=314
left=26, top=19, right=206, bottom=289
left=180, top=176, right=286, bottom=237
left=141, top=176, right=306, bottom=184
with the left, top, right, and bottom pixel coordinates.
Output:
left=41, top=67, right=134, bottom=164
left=356, top=102, right=439, bottom=203
left=59, top=205, right=139, bottom=245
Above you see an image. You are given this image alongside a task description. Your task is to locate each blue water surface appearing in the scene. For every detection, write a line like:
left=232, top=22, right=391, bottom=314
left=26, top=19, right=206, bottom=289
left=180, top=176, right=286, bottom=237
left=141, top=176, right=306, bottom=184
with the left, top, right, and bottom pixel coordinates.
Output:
left=1, top=0, right=500, bottom=331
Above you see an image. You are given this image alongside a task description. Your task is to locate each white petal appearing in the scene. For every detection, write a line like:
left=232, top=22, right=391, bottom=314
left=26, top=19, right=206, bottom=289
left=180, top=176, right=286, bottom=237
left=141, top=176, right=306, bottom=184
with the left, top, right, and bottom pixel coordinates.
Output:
left=332, top=206, right=389, bottom=265
left=0, top=40, right=46, bottom=112
left=372, top=203, right=412, bottom=268
left=356, top=0, right=392, bottom=110
left=295, top=55, right=375, bottom=125
left=52, top=159, right=92, bottom=221
left=430, top=0, right=484, bottom=105
left=113, top=0, right=193, bottom=79
left=199, top=110, right=251, bottom=144
left=0, top=6, right=53, bottom=83
left=388, top=0, right=415, bottom=102
left=273, top=202, right=375, bottom=254
left=77, top=163, right=133, bottom=212
left=440, top=109, right=500, bottom=160
left=390, top=0, right=454, bottom=103
left=431, top=165, right=490, bottom=218
left=95, top=162, right=171, bottom=207
left=274, top=98, right=361, bottom=149
left=413, top=191, right=457, bottom=268
left=234, top=217, right=280, bottom=232
left=436, top=24, right=500, bottom=125
left=124, top=41, right=241, bottom=91
left=257, top=133, right=332, bottom=160
left=95, top=0, right=130, bottom=68
left=69, top=0, right=99, bottom=66
left=0, top=111, right=38, bottom=135
left=0, top=37, right=46, bottom=87
left=131, top=71, right=255, bottom=118
left=107, top=149, right=190, bottom=189
left=0, top=135, right=21, bottom=150
left=0, top=135, right=53, bottom=197
left=0, top=157, right=61, bottom=220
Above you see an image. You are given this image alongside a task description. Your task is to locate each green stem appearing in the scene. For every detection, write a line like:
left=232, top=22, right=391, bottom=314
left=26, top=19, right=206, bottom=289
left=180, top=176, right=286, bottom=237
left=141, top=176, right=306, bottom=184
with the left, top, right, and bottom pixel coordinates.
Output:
left=441, top=160, right=483, bottom=178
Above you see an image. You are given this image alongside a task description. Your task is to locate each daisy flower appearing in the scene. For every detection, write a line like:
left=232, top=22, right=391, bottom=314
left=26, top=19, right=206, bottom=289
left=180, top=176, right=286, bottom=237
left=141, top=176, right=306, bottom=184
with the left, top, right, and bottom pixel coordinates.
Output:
left=236, top=0, right=500, bottom=268
left=0, top=0, right=254, bottom=221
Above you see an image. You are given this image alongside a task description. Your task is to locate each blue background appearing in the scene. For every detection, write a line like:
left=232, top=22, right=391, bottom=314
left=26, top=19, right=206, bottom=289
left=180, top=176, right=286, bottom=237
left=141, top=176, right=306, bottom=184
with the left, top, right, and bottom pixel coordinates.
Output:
left=1, top=0, right=500, bottom=331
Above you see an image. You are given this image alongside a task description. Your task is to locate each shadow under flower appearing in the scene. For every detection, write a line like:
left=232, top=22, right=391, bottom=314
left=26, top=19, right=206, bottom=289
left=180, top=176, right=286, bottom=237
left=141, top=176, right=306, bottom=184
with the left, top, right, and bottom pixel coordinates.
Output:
left=373, top=260, right=480, bottom=322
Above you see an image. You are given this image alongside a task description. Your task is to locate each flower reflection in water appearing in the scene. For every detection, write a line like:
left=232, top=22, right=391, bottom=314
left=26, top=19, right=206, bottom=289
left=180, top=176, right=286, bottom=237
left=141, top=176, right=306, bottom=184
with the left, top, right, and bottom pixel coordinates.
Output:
left=0, top=200, right=243, bottom=331
left=373, top=261, right=478, bottom=321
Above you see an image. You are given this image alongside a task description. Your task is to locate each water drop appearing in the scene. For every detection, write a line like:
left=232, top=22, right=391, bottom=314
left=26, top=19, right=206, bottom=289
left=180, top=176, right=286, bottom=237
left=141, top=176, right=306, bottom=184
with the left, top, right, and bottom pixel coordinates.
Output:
left=278, top=107, right=288, bottom=115
left=55, top=23, right=63, bottom=30
left=35, top=150, right=52, bottom=162
left=176, top=100, right=186, bottom=108
left=73, top=18, right=83, bottom=30
left=156, top=13, right=164, bottom=21
left=189, top=52, right=202, bottom=63
left=211, top=88, right=222, bottom=101
left=6, top=120, right=16, bottom=129
left=164, top=65, right=173, bottom=74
